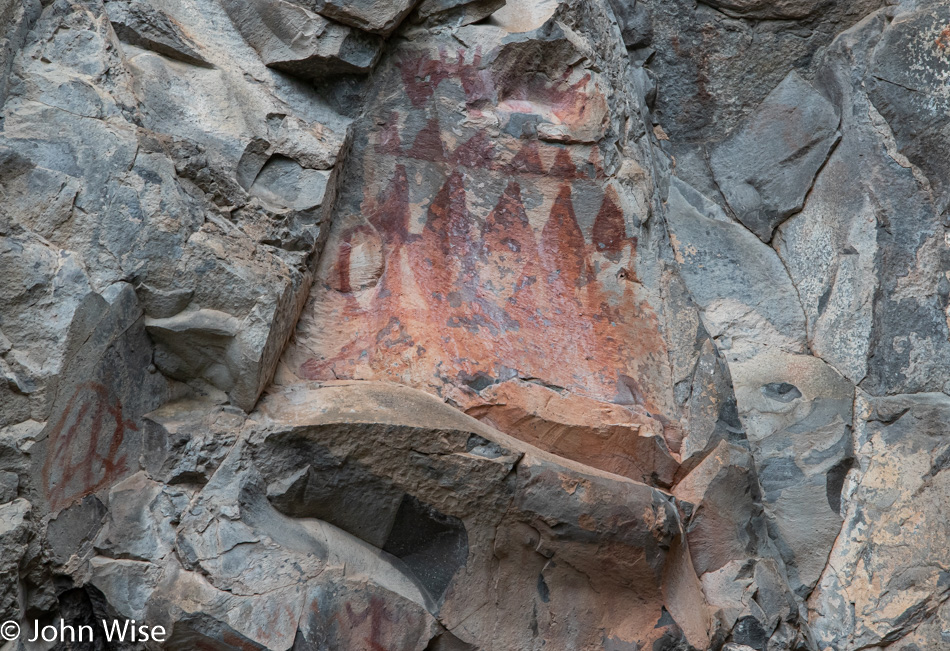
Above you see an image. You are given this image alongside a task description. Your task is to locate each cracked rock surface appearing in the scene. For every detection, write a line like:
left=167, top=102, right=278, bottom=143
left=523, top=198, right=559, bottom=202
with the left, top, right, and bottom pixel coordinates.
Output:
left=2, top=0, right=950, bottom=648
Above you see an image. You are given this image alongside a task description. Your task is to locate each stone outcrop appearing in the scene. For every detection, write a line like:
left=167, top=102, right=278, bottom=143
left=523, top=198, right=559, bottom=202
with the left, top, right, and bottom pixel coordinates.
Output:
left=2, top=0, right=950, bottom=648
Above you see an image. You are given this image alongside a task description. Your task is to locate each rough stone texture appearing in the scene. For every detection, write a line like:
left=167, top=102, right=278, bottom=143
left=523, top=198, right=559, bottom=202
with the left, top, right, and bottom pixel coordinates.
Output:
left=311, top=0, right=421, bottom=36
left=809, top=392, right=950, bottom=650
left=665, top=177, right=808, bottom=358
left=3, top=0, right=950, bottom=647
left=867, top=1, right=950, bottom=217
left=709, top=71, right=840, bottom=242
left=729, top=351, right=853, bottom=597
left=466, top=379, right=680, bottom=486
left=223, top=0, right=384, bottom=78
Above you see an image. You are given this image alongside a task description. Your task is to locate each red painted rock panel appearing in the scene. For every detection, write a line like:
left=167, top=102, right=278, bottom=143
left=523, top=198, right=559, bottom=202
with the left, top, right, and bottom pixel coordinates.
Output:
left=283, top=43, right=676, bottom=476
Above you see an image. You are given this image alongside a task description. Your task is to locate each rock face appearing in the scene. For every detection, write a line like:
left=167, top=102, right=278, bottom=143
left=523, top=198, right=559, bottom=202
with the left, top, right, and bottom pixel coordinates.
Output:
left=1, top=0, right=949, bottom=648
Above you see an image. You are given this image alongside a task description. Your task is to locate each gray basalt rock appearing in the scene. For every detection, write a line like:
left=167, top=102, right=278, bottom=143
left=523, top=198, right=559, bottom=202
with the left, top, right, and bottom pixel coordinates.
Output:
left=809, top=392, right=950, bottom=650
left=3, top=0, right=950, bottom=646
left=106, top=0, right=211, bottom=67
left=665, top=177, right=808, bottom=358
left=0, top=471, right=17, bottom=504
left=0, top=0, right=40, bottom=104
left=729, top=350, right=854, bottom=597
left=710, top=71, right=840, bottom=242
left=639, top=0, right=883, bottom=199
left=310, top=0, right=422, bottom=36
left=0, top=499, right=32, bottom=620
left=414, top=0, right=507, bottom=27
left=867, top=1, right=950, bottom=216
left=224, top=0, right=384, bottom=78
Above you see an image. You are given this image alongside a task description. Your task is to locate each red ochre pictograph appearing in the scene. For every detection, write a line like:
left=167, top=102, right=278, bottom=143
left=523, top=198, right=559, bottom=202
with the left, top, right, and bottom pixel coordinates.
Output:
left=42, top=381, right=136, bottom=512
left=290, top=46, right=671, bottom=415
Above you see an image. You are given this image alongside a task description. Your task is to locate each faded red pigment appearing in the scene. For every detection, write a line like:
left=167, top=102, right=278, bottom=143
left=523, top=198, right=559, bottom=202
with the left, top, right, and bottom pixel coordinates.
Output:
left=42, top=382, right=135, bottom=512
left=288, top=45, right=673, bottom=421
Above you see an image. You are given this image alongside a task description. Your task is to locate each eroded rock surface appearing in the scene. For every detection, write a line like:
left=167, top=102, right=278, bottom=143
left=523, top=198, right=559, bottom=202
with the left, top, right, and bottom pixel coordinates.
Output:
left=2, top=0, right=950, bottom=648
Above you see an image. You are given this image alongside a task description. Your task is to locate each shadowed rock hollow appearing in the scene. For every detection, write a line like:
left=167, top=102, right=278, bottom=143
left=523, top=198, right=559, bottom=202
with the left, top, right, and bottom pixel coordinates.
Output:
left=2, top=0, right=950, bottom=648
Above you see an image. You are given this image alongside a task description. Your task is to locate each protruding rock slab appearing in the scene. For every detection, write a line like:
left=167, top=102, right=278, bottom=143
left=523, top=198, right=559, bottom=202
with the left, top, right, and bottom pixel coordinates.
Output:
left=710, top=71, right=840, bottom=242
left=311, top=0, right=421, bottom=36
left=414, top=0, right=506, bottom=27
left=106, top=0, right=210, bottom=66
left=252, top=380, right=714, bottom=650
left=466, top=379, right=680, bottom=487
left=224, top=0, right=383, bottom=78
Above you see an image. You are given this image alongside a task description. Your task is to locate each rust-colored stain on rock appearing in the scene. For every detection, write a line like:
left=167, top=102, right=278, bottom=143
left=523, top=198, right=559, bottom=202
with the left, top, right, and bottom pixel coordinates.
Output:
left=936, top=25, right=950, bottom=51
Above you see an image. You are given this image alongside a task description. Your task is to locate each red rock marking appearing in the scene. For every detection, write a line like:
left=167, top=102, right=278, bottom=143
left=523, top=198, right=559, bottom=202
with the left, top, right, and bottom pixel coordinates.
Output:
left=410, top=116, right=447, bottom=162
left=593, top=185, right=631, bottom=259
left=42, top=381, right=136, bottom=512
left=343, top=596, right=403, bottom=651
left=937, top=25, right=950, bottom=51
left=291, top=45, right=673, bottom=424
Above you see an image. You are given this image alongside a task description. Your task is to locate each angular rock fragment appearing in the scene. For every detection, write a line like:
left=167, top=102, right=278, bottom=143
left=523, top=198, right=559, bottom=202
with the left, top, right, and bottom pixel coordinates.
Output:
left=710, top=71, right=840, bottom=242
left=488, top=0, right=559, bottom=33
left=106, top=0, right=210, bottom=66
left=249, top=157, right=333, bottom=213
left=414, top=0, right=506, bottom=27
left=224, top=0, right=383, bottom=79
left=93, top=472, right=178, bottom=563
left=466, top=378, right=680, bottom=486
left=310, top=0, right=422, bottom=36
left=143, top=399, right=245, bottom=485
left=144, top=227, right=313, bottom=411
left=271, top=116, right=349, bottom=171
left=146, top=308, right=242, bottom=385
left=674, top=440, right=765, bottom=578
left=665, top=178, right=808, bottom=357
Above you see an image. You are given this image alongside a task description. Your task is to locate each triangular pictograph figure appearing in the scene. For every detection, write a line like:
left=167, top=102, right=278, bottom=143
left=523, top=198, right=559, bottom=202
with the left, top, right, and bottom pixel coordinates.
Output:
left=540, top=184, right=594, bottom=292
left=509, top=140, right=546, bottom=175
left=410, top=116, right=447, bottom=162
left=592, top=185, right=629, bottom=260
left=453, top=130, right=496, bottom=169
left=550, top=147, right=580, bottom=179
